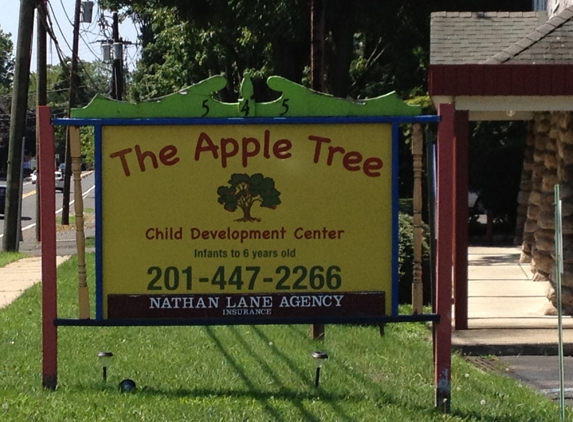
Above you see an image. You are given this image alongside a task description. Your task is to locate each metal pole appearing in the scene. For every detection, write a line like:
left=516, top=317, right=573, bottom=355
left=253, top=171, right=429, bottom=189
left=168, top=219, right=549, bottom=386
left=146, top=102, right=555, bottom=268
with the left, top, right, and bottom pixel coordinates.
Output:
left=554, top=184, right=565, bottom=422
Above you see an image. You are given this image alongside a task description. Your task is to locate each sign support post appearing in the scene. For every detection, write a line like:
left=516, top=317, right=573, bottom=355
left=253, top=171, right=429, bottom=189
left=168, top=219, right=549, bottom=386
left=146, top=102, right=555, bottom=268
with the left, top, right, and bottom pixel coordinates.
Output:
left=435, top=103, right=454, bottom=412
left=42, top=76, right=447, bottom=407
left=39, top=106, right=58, bottom=390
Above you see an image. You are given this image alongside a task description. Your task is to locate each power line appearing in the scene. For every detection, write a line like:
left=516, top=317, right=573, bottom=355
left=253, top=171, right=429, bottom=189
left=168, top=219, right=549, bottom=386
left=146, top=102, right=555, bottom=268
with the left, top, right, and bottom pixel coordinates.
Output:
left=0, top=84, right=101, bottom=100
left=39, top=5, right=109, bottom=97
left=44, top=2, right=71, bottom=67
left=47, top=1, right=74, bottom=57
left=58, top=0, right=74, bottom=26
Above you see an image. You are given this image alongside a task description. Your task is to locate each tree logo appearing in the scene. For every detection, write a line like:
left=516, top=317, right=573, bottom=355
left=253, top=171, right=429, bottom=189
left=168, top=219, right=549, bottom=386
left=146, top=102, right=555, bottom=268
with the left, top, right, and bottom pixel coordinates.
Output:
left=217, top=173, right=281, bottom=222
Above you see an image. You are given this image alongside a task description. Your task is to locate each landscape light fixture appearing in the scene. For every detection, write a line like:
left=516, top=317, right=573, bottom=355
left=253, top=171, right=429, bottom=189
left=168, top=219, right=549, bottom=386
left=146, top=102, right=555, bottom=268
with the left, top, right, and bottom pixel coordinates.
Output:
left=119, top=379, right=137, bottom=393
left=97, top=351, right=113, bottom=382
left=312, top=351, right=329, bottom=388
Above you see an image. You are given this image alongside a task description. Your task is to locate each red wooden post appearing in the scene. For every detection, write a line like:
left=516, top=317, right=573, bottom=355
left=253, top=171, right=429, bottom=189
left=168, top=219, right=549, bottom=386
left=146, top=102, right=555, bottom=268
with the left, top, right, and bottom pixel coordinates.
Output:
left=435, top=103, right=454, bottom=412
left=39, top=106, right=58, bottom=389
left=453, top=110, right=469, bottom=330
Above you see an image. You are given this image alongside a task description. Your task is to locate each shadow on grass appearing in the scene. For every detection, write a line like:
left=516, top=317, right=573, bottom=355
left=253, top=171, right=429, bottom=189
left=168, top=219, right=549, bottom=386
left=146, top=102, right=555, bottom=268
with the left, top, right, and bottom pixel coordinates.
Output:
left=286, top=324, right=309, bottom=338
left=204, top=325, right=309, bottom=422
left=73, top=383, right=395, bottom=417
left=251, top=325, right=310, bottom=384
left=249, top=326, right=358, bottom=421
left=227, top=326, right=340, bottom=421
left=282, top=324, right=445, bottom=416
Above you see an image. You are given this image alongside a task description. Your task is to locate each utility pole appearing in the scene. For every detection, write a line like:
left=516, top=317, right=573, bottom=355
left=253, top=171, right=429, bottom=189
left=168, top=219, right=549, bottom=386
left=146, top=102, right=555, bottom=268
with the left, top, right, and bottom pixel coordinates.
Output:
left=310, top=0, right=325, bottom=340
left=311, top=0, right=325, bottom=93
left=61, top=0, right=82, bottom=225
left=36, top=0, right=48, bottom=241
left=3, top=0, right=36, bottom=252
left=111, top=12, right=124, bottom=100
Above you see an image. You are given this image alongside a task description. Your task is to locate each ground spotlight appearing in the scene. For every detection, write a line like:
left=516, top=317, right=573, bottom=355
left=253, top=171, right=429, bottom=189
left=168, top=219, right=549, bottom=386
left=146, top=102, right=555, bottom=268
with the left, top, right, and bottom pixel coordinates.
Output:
left=97, top=351, right=113, bottom=382
left=312, top=351, right=329, bottom=387
left=119, top=379, right=137, bottom=393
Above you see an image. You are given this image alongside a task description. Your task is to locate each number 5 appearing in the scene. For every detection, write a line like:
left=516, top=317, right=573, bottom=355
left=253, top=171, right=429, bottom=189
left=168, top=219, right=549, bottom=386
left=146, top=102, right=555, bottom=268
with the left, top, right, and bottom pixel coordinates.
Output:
left=280, top=98, right=290, bottom=116
left=201, top=99, right=210, bottom=117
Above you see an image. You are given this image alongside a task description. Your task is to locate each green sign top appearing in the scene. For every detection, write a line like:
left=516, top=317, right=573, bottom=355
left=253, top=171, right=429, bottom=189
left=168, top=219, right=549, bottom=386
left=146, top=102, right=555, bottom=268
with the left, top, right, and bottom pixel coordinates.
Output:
left=71, top=74, right=421, bottom=119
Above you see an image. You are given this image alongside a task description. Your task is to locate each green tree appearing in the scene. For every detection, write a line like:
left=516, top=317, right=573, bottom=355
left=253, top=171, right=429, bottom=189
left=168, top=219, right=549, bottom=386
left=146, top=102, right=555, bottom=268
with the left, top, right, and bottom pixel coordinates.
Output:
left=217, top=173, right=281, bottom=222
left=101, top=0, right=309, bottom=102
left=80, top=126, right=95, bottom=167
left=0, top=27, right=14, bottom=174
left=0, top=27, right=14, bottom=93
left=101, top=0, right=531, bottom=101
left=35, top=60, right=110, bottom=110
left=28, top=60, right=109, bottom=160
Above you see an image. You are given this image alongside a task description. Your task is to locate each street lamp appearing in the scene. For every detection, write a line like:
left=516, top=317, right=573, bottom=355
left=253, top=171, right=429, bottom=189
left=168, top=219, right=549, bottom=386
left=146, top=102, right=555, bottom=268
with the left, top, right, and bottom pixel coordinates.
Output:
left=312, top=351, right=328, bottom=388
left=97, top=351, right=113, bottom=382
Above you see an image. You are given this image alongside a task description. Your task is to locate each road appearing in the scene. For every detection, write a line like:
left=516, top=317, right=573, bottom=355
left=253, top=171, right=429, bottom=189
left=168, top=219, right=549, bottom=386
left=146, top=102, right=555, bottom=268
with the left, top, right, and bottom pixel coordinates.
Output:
left=0, top=172, right=95, bottom=239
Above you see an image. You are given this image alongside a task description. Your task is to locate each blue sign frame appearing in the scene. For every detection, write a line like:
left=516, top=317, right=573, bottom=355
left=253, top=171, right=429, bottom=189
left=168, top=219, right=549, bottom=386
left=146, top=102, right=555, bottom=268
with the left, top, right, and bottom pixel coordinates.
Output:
left=53, top=115, right=440, bottom=326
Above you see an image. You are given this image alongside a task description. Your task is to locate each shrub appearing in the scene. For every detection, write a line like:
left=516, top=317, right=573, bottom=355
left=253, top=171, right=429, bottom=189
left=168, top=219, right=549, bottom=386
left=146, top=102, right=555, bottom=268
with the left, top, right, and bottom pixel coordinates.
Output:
left=398, top=212, right=432, bottom=305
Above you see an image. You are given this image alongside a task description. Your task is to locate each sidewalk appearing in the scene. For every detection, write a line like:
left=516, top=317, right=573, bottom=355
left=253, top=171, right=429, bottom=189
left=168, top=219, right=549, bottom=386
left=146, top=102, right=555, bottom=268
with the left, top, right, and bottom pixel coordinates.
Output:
left=453, top=246, right=573, bottom=356
left=455, top=245, right=573, bottom=405
left=0, top=255, right=70, bottom=308
left=0, top=219, right=95, bottom=309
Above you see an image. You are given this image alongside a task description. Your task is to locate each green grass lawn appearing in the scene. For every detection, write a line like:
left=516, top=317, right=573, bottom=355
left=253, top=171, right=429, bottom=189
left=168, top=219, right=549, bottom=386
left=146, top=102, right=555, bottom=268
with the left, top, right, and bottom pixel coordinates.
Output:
left=85, top=236, right=95, bottom=248
left=0, top=254, right=568, bottom=421
left=0, top=251, right=27, bottom=268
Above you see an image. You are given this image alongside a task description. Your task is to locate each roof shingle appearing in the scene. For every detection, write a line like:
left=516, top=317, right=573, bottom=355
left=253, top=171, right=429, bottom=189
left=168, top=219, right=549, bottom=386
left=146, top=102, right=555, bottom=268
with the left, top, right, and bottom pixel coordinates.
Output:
left=431, top=7, right=573, bottom=65
left=431, top=11, right=546, bottom=64
left=493, top=7, right=573, bottom=64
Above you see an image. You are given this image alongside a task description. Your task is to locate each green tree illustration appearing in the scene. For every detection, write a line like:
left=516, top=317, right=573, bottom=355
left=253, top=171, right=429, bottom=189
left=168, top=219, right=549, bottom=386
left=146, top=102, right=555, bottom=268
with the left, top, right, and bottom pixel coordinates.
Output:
left=217, top=173, right=281, bottom=222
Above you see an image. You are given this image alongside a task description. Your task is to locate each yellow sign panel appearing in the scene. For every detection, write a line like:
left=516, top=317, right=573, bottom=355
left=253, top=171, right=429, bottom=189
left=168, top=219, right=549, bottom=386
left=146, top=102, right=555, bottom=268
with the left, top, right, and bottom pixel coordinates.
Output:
left=101, top=124, right=393, bottom=317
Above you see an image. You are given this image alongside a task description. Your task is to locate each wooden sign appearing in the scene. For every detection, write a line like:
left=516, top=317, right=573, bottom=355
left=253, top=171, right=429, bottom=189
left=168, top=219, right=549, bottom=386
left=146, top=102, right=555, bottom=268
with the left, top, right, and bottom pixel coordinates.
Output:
left=99, top=122, right=394, bottom=321
left=70, top=75, right=422, bottom=323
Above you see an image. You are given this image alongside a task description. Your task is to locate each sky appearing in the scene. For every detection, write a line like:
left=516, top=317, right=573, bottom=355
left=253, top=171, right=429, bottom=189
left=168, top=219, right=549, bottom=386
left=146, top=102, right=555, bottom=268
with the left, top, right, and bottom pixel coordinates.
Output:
left=0, top=0, right=140, bottom=72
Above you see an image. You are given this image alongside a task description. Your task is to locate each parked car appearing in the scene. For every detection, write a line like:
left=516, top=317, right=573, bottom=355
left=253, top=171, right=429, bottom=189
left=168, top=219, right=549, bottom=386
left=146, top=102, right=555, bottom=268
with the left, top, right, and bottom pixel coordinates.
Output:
left=30, top=171, right=65, bottom=191
left=31, top=170, right=37, bottom=184
left=55, top=171, right=64, bottom=191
